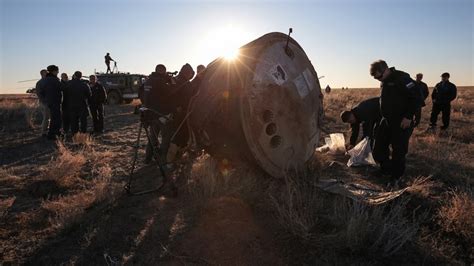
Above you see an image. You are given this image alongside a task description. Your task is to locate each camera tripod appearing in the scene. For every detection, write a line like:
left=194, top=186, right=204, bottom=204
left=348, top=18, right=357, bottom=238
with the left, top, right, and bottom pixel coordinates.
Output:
left=125, top=108, right=174, bottom=196
left=112, top=62, right=118, bottom=73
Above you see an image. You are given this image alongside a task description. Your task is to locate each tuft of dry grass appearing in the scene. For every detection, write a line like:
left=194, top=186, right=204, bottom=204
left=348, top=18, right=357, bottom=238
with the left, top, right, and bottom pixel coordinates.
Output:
left=41, top=175, right=117, bottom=229
left=406, top=175, right=441, bottom=197
left=187, top=153, right=260, bottom=204
left=33, top=137, right=118, bottom=228
left=72, top=133, right=94, bottom=148
left=39, top=141, right=86, bottom=187
left=0, top=97, right=39, bottom=130
left=269, top=165, right=323, bottom=241
left=328, top=197, right=425, bottom=258
left=269, top=163, right=426, bottom=261
left=438, top=189, right=474, bottom=241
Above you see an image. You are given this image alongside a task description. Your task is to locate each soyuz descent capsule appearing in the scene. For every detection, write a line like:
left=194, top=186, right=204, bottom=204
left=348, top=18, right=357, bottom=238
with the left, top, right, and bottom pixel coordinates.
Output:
left=189, top=32, right=324, bottom=177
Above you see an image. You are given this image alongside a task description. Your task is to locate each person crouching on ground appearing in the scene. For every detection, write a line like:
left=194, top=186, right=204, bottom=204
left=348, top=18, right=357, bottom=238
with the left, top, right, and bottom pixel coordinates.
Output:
left=340, top=97, right=381, bottom=150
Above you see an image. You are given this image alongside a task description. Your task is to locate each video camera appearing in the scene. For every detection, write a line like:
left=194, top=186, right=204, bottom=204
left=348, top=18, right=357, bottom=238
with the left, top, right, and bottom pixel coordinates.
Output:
left=139, top=107, right=173, bottom=125
left=166, top=71, right=178, bottom=84
left=166, top=71, right=178, bottom=76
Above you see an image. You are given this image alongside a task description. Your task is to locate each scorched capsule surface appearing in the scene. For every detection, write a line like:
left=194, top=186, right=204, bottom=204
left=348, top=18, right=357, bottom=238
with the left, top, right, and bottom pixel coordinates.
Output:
left=189, top=32, right=324, bottom=177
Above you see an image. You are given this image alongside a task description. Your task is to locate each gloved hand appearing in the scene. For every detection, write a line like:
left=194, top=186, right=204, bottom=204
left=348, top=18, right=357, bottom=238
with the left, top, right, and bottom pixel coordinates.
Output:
left=400, top=118, right=412, bottom=129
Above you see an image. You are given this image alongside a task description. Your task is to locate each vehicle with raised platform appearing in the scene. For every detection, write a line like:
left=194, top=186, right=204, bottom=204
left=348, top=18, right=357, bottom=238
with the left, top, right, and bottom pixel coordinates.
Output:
left=95, top=72, right=146, bottom=105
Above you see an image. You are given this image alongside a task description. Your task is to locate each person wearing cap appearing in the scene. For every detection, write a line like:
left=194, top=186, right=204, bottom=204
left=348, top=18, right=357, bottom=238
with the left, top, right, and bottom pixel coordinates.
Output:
left=67, top=71, right=92, bottom=134
left=60, top=73, right=71, bottom=134
left=414, top=73, right=429, bottom=127
left=38, top=65, right=62, bottom=139
left=35, top=69, right=49, bottom=137
left=340, top=97, right=381, bottom=149
left=89, top=75, right=107, bottom=134
left=429, top=72, right=457, bottom=130
left=105, top=53, right=115, bottom=74
left=369, top=60, right=421, bottom=181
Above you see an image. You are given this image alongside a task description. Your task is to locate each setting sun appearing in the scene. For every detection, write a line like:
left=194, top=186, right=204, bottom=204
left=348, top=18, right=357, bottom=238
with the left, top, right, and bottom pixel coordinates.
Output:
left=223, top=48, right=240, bottom=60
left=198, top=25, right=248, bottom=61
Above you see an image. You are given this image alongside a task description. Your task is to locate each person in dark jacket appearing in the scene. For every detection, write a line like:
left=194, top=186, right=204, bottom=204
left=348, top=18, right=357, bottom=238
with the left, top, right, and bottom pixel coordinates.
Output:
left=60, top=73, right=70, bottom=134
left=68, top=71, right=92, bottom=134
left=370, top=60, right=421, bottom=181
left=144, top=65, right=174, bottom=114
left=190, top=64, right=206, bottom=97
left=429, top=72, right=457, bottom=130
left=340, top=97, right=381, bottom=149
left=414, top=73, right=429, bottom=127
left=36, top=69, right=49, bottom=137
left=88, top=75, right=107, bottom=134
left=325, top=85, right=331, bottom=94
left=143, top=64, right=173, bottom=164
left=167, top=63, right=195, bottom=149
left=39, top=65, right=62, bottom=140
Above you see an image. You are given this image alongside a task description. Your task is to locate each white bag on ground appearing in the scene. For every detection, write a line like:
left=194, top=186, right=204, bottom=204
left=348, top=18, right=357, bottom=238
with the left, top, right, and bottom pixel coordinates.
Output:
left=347, top=137, right=376, bottom=167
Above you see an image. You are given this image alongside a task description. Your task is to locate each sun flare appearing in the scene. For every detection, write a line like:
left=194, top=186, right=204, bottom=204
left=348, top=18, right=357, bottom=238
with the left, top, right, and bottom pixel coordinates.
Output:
left=199, top=25, right=248, bottom=62
left=223, top=48, right=240, bottom=60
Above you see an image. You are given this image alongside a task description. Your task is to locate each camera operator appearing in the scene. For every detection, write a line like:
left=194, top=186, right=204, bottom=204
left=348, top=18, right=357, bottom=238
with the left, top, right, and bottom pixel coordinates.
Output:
left=165, top=63, right=195, bottom=153
left=142, top=64, right=173, bottom=164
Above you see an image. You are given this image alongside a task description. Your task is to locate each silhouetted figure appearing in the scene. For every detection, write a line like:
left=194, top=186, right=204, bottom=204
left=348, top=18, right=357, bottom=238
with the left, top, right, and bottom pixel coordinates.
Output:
left=429, top=72, right=457, bottom=130
left=370, top=60, right=421, bottom=181
left=191, top=64, right=206, bottom=96
left=36, top=69, right=49, bottom=137
left=168, top=63, right=195, bottom=149
left=340, top=97, right=381, bottom=149
left=105, top=53, right=115, bottom=74
left=68, top=71, right=92, bottom=134
left=38, top=65, right=62, bottom=140
left=60, top=73, right=70, bottom=134
left=89, top=75, right=107, bottom=134
left=413, top=73, right=429, bottom=127
left=143, top=64, right=171, bottom=164
left=325, top=85, right=331, bottom=94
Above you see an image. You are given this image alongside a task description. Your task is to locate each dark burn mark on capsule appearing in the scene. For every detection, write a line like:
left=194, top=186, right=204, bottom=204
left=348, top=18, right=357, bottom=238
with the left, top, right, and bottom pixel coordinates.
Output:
left=270, top=135, right=282, bottom=148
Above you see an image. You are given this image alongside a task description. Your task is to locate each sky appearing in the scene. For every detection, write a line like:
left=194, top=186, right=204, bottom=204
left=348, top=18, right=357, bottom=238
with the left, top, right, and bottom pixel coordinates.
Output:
left=0, top=0, right=473, bottom=94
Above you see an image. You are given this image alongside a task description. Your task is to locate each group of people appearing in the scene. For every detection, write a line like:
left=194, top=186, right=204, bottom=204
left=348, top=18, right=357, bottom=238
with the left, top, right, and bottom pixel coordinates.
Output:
left=341, top=60, right=457, bottom=183
left=35, top=58, right=458, bottom=184
left=36, top=65, right=107, bottom=140
left=139, top=63, right=206, bottom=165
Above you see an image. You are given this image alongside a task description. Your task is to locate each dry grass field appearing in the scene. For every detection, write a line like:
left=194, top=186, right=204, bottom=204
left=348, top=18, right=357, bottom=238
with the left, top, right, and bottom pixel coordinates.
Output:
left=0, top=87, right=472, bottom=265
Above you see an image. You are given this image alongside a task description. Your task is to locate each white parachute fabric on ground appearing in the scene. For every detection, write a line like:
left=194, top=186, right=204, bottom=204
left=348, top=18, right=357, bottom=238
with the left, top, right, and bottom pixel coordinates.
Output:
left=346, top=137, right=376, bottom=167
left=316, top=179, right=409, bottom=205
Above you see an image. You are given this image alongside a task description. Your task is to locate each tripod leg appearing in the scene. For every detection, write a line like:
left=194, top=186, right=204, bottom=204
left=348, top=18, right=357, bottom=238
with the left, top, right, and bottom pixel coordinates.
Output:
left=144, top=125, right=168, bottom=182
left=125, top=121, right=143, bottom=193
